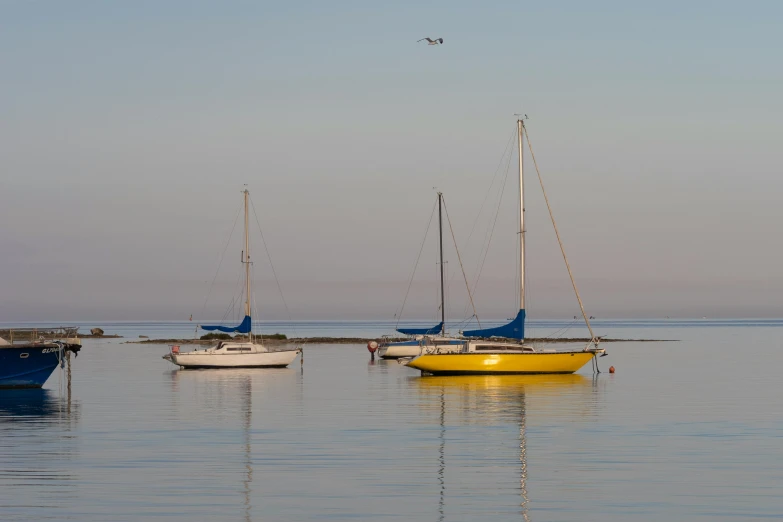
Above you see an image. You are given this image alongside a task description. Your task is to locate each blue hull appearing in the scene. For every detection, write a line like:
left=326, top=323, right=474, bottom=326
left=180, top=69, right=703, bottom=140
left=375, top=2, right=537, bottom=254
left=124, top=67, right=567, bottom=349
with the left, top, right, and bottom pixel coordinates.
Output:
left=0, top=345, right=65, bottom=388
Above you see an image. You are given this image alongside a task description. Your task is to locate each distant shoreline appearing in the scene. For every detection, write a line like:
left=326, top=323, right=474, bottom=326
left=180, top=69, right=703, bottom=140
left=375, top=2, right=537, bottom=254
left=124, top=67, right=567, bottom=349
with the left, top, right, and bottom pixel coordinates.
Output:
left=1, top=328, right=677, bottom=346
left=0, top=329, right=122, bottom=341
left=126, top=336, right=677, bottom=345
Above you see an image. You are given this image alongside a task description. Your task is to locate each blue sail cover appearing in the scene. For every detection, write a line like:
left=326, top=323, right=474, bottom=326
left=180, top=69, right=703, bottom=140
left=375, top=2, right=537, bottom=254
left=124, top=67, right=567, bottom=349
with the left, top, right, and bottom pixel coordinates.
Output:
left=201, top=315, right=252, bottom=334
left=463, top=310, right=526, bottom=340
left=396, top=322, right=444, bottom=336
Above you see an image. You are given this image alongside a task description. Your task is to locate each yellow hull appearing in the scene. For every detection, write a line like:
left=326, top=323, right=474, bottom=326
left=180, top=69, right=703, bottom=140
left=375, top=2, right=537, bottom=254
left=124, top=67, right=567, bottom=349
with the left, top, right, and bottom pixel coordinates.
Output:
left=405, top=351, right=595, bottom=375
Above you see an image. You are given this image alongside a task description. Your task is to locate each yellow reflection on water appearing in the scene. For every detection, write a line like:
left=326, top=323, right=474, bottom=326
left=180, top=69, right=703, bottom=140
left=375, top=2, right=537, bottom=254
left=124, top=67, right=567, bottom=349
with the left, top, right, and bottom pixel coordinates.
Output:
left=412, top=373, right=604, bottom=522
left=411, top=373, right=602, bottom=424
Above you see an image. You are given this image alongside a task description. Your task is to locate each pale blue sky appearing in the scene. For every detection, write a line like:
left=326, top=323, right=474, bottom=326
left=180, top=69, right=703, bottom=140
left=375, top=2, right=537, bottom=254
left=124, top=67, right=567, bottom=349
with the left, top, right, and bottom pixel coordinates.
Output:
left=1, top=1, right=782, bottom=321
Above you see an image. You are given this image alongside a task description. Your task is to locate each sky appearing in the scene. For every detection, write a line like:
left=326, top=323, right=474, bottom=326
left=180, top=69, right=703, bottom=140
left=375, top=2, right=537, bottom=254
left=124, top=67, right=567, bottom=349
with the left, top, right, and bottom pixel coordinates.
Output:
left=1, top=0, right=782, bottom=322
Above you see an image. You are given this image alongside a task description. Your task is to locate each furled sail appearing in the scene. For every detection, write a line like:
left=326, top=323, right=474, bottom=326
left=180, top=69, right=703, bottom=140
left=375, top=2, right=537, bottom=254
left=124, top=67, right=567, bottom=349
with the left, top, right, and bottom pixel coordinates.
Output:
left=201, top=315, right=252, bottom=334
left=396, top=322, right=444, bottom=336
left=463, top=310, right=525, bottom=340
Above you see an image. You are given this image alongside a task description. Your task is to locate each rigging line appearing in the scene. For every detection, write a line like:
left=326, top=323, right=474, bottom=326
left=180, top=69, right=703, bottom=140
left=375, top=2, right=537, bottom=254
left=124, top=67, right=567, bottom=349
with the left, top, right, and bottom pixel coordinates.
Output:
left=542, top=318, right=580, bottom=339
left=442, top=195, right=481, bottom=328
left=469, top=132, right=516, bottom=301
left=225, top=276, right=242, bottom=323
left=199, top=200, right=244, bottom=324
left=434, top=250, right=441, bottom=326
left=249, top=198, right=291, bottom=319
left=446, top=128, right=517, bottom=303
left=449, top=128, right=516, bottom=290
left=251, top=264, right=263, bottom=344
left=453, top=314, right=478, bottom=330
left=523, top=122, right=596, bottom=342
left=395, top=198, right=437, bottom=329
left=219, top=271, right=246, bottom=323
left=248, top=197, right=301, bottom=342
left=214, top=268, right=242, bottom=325
left=515, top=185, right=521, bottom=315
left=462, top=127, right=518, bottom=251
left=234, top=271, right=246, bottom=319
left=471, top=136, right=515, bottom=293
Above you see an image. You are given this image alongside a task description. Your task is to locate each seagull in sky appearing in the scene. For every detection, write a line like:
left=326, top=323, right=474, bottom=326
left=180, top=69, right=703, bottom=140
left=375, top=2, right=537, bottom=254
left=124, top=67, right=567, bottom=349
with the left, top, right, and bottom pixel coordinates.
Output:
left=417, top=37, right=444, bottom=45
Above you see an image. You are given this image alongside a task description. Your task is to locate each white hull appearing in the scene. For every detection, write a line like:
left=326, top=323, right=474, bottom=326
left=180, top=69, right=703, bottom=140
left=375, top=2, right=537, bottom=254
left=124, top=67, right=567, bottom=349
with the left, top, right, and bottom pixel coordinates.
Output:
left=164, top=342, right=299, bottom=368
left=379, top=344, right=421, bottom=359
left=380, top=340, right=465, bottom=359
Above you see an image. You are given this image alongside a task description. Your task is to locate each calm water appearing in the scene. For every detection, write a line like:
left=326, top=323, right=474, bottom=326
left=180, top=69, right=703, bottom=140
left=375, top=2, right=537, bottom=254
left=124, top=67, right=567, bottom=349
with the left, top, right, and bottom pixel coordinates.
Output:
left=1, top=321, right=782, bottom=521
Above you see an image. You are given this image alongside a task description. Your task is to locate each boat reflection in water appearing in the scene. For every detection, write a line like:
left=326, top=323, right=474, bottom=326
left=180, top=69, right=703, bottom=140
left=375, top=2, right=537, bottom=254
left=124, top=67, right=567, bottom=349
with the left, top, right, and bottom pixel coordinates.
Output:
left=412, top=374, right=603, bottom=521
left=0, top=388, right=80, bottom=516
left=167, top=368, right=301, bottom=522
left=0, top=387, right=80, bottom=424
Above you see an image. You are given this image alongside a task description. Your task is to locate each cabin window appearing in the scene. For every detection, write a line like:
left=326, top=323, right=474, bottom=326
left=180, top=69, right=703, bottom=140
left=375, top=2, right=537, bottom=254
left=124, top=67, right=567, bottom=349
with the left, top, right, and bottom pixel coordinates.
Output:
left=226, top=346, right=251, bottom=351
left=473, top=345, right=532, bottom=351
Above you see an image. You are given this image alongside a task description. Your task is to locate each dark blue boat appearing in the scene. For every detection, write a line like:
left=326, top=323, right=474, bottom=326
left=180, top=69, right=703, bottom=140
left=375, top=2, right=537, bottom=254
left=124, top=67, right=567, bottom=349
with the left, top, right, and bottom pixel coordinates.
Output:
left=0, top=342, right=81, bottom=388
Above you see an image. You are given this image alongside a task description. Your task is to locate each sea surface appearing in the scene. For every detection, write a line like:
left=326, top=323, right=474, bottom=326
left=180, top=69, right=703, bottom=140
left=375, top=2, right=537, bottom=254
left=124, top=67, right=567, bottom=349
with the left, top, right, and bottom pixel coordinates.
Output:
left=1, top=320, right=781, bottom=521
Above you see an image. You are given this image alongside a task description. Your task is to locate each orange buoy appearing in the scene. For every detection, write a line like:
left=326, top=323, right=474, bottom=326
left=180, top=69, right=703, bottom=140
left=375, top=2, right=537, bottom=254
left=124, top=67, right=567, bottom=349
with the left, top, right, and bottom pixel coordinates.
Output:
left=608, top=365, right=615, bottom=373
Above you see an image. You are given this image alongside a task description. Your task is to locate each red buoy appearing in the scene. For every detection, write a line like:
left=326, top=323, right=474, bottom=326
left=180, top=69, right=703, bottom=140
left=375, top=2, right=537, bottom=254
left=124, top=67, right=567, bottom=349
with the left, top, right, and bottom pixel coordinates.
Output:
left=609, top=365, right=615, bottom=373
left=367, top=341, right=378, bottom=354
left=171, top=345, right=180, bottom=354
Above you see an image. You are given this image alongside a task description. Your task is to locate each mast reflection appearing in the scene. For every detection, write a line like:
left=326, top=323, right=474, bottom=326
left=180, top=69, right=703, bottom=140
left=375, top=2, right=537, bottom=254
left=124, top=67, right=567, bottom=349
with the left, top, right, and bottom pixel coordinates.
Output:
left=241, top=375, right=252, bottom=522
left=169, top=369, right=254, bottom=520
left=0, top=387, right=80, bottom=425
left=520, top=390, right=529, bottom=522
left=415, top=374, right=602, bottom=521
left=167, top=368, right=301, bottom=521
left=0, top=387, right=80, bottom=506
left=438, top=389, right=445, bottom=522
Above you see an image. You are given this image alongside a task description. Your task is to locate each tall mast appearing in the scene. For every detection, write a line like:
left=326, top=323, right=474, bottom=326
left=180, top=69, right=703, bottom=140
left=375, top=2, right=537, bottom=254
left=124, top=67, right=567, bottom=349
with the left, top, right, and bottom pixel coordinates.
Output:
left=438, top=192, right=445, bottom=335
left=244, top=189, right=251, bottom=319
left=518, top=119, right=526, bottom=311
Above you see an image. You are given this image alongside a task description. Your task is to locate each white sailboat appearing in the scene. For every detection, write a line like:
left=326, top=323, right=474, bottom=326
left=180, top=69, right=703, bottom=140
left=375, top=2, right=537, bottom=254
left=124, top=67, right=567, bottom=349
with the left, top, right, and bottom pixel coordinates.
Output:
left=379, top=192, right=466, bottom=359
left=164, top=189, right=300, bottom=369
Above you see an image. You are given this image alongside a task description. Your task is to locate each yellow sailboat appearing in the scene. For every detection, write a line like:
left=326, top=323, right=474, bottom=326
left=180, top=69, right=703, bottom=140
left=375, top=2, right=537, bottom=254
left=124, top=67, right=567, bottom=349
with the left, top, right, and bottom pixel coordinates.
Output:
left=406, top=118, right=605, bottom=375
left=406, top=348, right=596, bottom=375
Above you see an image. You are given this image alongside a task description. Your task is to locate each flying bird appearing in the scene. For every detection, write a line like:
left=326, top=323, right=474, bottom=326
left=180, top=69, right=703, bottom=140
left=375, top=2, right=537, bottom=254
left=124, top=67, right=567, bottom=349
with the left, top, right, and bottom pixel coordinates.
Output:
left=417, top=37, right=444, bottom=45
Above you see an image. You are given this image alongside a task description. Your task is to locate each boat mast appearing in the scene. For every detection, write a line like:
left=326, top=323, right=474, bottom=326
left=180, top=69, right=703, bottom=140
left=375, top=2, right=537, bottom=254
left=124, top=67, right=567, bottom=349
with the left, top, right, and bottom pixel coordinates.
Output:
left=518, top=119, right=526, bottom=312
left=244, top=189, right=251, bottom=338
left=438, top=192, right=446, bottom=335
